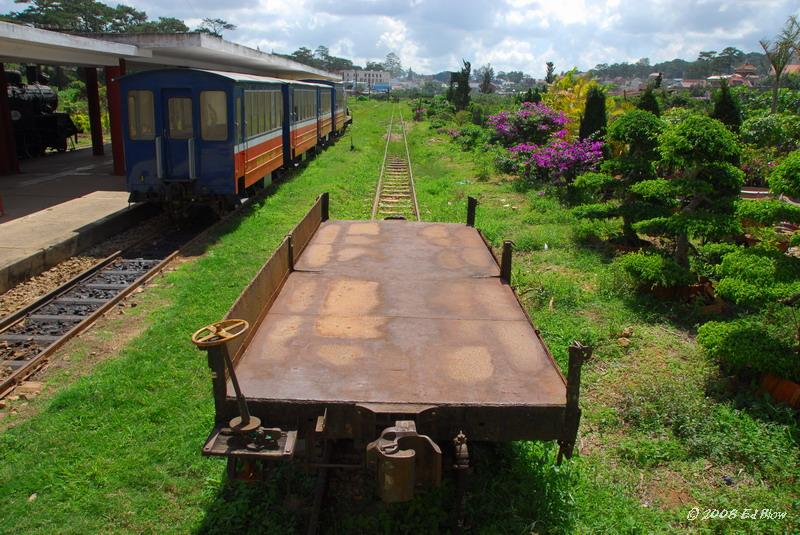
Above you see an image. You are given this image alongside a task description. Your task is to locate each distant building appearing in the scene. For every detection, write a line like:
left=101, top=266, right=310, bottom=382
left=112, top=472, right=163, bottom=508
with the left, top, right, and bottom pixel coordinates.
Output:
left=340, top=70, right=391, bottom=86
left=734, top=63, right=759, bottom=79
left=784, top=64, right=800, bottom=76
left=706, top=74, right=751, bottom=88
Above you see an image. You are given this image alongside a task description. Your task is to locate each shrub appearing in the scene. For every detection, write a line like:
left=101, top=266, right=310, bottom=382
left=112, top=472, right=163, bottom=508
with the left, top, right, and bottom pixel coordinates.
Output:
left=487, top=102, right=569, bottom=146
left=740, top=144, right=779, bottom=187
left=612, top=251, right=693, bottom=289
left=453, top=124, right=489, bottom=151
left=576, top=109, right=667, bottom=244
left=713, top=247, right=800, bottom=308
left=453, top=110, right=471, bottom=126
left=735, top=198, right=800, bottom=226
left=636, top=86, right=660, bottom=116
left=635, top=115, right=743, bottom=266
left=710, top=80, right=742, bottom=131
left=570, top=172, right=616, bottom=203
left=768, top=150, right=800, bottom=199
left=507, top=139, right=604, bottom=185
left=740, top=113, right=800, bottom=153
left=661, top=107, right=693, bottom=126
left=698, top=318, right=799, bottom=381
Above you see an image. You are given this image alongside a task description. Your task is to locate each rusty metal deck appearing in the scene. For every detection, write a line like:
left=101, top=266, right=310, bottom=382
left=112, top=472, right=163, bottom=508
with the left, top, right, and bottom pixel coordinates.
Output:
left=231, top=220, right=566, bottom=409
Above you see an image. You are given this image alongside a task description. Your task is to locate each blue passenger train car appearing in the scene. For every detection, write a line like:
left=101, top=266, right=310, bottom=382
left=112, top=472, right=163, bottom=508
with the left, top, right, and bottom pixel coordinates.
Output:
left=120, top=69, right=347, bottom=210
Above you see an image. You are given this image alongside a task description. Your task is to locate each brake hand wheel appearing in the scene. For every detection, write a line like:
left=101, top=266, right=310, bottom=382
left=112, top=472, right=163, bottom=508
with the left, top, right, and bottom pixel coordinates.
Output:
left=191, top=319, right=249, bottom=348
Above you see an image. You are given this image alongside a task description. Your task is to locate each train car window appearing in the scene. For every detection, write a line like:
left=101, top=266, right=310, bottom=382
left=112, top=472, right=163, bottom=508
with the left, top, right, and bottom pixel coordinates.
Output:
left=245, top=92, right=253, bottom=138
left=168, top=97, right=193, bottom=139
left=235, top=96, right=242, bottom=145
left=127, top=90, right=155, bottom=140
left=321, top=92, right=331, bottom=113
left=269, top=93, right=277, bottom=130
left=259, top=92, right=267, bottom=134
left=200, top=91, right=227, bottom=141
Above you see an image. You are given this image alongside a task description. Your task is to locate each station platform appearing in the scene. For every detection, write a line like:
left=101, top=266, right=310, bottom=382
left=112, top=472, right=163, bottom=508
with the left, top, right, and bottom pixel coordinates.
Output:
left=0, top=147, right=147, bottom=293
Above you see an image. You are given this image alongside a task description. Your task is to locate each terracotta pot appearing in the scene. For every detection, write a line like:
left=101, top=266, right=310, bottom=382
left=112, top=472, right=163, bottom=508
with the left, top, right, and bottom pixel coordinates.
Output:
left=761, top=374, right=800, bottom=409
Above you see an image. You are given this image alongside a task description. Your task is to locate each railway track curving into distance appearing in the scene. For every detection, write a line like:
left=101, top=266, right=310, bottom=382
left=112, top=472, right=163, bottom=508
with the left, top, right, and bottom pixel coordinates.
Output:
left=371, top=105, right=420, bottom=221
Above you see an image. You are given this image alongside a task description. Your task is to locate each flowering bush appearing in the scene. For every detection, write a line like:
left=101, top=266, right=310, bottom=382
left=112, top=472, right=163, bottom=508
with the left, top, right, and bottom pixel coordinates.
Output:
left=488, top=102, right=569, bottom=146
left=487, top=102, right=603, bottom=184
left=508, top=138, right=604, bottom=183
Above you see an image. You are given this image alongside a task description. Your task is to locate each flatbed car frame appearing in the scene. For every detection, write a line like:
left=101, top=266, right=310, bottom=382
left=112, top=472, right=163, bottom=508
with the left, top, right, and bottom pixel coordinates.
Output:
left=191, top=193, right=588, bottom=503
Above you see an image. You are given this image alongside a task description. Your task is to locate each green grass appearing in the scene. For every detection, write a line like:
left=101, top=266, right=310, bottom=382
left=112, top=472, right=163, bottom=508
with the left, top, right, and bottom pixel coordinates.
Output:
left=0, top=101, right=391, bottom=534
left=1, top=101, right=798, bottom=534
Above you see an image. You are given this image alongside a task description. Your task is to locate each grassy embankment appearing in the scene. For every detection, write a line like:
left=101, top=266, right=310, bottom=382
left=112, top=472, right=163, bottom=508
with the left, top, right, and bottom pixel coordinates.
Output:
left=0, top=99, right=797, bottom=534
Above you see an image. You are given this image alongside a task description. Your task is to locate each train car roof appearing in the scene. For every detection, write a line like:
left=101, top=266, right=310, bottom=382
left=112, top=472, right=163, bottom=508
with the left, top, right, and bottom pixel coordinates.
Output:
left=121, top=68, right=329, bottom=87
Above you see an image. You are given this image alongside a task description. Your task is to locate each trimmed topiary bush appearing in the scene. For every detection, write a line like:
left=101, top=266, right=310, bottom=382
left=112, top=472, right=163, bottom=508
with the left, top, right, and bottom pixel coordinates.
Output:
left=612, top=251, right=693, bottom=290
left=698, top=318, right=800, bottom=382
left=768, top=150, right=800, bottom=199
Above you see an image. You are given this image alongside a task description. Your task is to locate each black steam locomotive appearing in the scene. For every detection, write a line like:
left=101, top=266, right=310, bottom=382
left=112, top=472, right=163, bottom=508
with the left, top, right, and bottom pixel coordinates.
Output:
left=5, top=70, right=80, bottom=158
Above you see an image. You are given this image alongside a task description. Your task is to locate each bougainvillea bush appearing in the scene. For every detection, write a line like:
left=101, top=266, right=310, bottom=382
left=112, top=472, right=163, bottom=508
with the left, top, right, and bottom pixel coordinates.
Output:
left=488, top=102, right=570, bottom=146
left=488, top=103, right=604, bottom=184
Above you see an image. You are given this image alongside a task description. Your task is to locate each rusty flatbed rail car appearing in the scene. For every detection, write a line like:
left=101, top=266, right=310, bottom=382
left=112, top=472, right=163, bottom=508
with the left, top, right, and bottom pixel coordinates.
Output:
left=192, top=193, right=588, bottom=505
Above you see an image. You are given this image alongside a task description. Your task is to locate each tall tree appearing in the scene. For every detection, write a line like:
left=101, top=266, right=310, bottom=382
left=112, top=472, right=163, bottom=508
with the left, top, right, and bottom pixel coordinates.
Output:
left=365, top=61, right=385, bottom=71
left=290, top=47, right=318, bottom=68
left=711, top=80, right=742, bottom=132
left=448, top=60, right=471, bottom=111
left=384, top=52, right=403, bottom=77
left=761, top=16, right=800, bottom=114
left=579, top=86, right=606, bottom=140
left=718, top=46, right=745, bottom=73
left=314, top=45, right=330, bottom=65
left=545, top=61, right=555, bottom=84
left=196, top=18, right=236, bottom=37
left=4, top=0, right=188, bottom=33
left=476, top=63, right=494, bottom=93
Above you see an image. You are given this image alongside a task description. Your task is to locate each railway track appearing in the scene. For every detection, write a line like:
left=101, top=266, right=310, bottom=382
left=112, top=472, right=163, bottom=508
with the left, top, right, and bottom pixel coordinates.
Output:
left=371, top=106, right=420, bottom=221
left=0, top=226, right=203, bottom=399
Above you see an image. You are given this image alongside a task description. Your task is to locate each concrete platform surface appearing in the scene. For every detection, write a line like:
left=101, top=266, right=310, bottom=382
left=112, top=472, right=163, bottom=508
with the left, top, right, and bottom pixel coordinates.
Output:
left=0, top=147, right=145, bottom=293
left=0, top=146, right=123, bottom=222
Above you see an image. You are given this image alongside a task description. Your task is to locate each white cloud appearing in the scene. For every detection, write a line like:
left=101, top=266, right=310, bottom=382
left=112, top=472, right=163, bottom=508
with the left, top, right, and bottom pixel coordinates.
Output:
left=0, top=0, right=798, bottom=73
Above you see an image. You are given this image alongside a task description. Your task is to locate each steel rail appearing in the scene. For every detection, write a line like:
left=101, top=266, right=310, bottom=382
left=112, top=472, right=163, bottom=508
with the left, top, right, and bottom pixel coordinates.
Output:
left=371, top=105, right=396, bottom=219
left=398, top=109, right=421, bottom=221
left=0, top=187, right=275, bottom=400
left=371, top=104, right=419, bottom=221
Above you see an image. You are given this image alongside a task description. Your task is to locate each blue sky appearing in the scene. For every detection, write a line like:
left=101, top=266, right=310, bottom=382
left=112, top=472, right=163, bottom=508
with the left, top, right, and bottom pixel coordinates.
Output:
left=2, top=0, right=799, bottom=75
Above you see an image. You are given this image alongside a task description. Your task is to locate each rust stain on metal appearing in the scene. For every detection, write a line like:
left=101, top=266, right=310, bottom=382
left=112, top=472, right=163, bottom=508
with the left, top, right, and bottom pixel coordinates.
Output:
left=318, top=344, right=366, bottom=366
left=302, top=244, right=332, bottom=269
left=347, top=222, right=380, bottom=235
left=316, top=224, right=341, bottom=243
left=443, top=346, right=494, bottom=383
left=322, top=280, right=380, bottom=316
left=315, top=316, right=385, bottom=339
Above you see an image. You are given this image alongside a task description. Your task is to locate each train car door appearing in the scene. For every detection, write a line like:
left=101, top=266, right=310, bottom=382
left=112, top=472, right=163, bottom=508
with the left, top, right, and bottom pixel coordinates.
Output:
left=161, top=88, right=196, bottom=181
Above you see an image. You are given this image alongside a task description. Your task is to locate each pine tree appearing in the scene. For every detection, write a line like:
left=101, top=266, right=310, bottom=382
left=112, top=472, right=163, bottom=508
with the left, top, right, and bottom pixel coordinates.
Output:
left=711, top=80, right=742, bottom=131
left=579, top=87, right=607, bottom=140
left=450, top=60, right=471, bottom=111
left=636, top=86, right=660, bottom=116
left=545, top=61, right=555, bottom=84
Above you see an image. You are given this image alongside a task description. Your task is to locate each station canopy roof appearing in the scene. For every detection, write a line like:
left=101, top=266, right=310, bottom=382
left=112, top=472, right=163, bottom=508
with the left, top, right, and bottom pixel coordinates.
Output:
left=0, top=22, right=339, bottom=81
